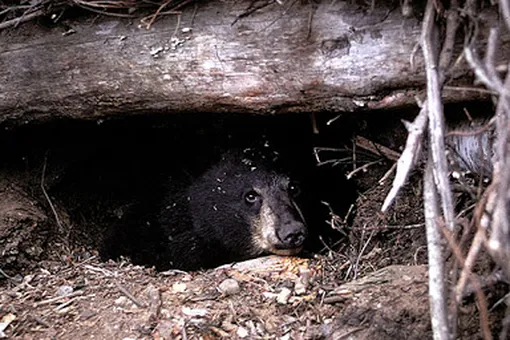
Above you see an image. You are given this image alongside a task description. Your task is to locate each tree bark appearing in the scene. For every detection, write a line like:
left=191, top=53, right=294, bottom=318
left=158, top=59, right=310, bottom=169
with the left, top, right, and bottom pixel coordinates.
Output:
left=0, top=1, right=505, bottom=123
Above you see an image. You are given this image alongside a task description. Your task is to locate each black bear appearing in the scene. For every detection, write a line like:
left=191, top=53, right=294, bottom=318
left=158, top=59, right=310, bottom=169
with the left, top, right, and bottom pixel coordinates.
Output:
left=157, top=148, right=310, bottom=270
left=102, top=146, right=354, bottom=271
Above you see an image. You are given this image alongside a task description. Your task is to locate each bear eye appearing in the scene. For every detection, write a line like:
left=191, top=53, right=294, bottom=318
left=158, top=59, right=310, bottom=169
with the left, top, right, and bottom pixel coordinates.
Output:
left=288, top=182, right=300, bottom=197
left=244, top=190, right=259, bottom=204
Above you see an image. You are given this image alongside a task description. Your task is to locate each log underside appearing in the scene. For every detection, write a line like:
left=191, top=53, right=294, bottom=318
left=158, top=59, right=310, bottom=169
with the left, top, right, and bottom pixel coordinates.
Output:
left=0, top=0, right=505, bottom=124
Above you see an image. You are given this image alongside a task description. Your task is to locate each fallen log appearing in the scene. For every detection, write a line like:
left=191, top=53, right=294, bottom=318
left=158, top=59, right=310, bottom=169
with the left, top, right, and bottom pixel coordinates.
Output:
left=0, top=1, right=505, bottom=123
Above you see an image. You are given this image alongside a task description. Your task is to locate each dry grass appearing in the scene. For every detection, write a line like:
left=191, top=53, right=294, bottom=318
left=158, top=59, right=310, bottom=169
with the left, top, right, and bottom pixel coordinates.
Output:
left=0, top=0, right=193, bottom=30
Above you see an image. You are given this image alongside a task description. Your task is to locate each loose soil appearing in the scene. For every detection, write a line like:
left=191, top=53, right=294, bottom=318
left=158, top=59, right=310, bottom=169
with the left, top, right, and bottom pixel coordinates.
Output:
left=0, top=113, right=506, bottom=339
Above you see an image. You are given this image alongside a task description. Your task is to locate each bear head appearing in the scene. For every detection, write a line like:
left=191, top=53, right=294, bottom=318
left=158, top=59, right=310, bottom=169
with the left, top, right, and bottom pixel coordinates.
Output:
left=187, top=148, right=308, bottom=261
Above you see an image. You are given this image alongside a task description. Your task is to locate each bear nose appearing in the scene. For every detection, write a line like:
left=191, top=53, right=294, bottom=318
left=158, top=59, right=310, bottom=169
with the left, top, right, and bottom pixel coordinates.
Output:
left=277, top=224, right=306, bottom=248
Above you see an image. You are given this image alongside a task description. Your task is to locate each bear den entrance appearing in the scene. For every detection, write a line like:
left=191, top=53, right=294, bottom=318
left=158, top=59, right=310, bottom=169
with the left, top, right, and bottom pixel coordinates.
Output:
left=0, top=104, right=486, bottom=275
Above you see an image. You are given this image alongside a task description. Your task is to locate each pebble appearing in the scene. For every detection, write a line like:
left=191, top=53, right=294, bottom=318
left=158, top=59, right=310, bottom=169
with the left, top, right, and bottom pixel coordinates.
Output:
left=182, top=307, right=208, bottom=317
left=58, top=285, right=74, bottom=296
left=114, top=296, right=129, bottom=307
left=294, top=269, right=311, bottom=295
left=237, top=326, right=249, bottom=338
left=172, top=282, right=187, bottom=293
left=277, top=287, right=292, bottom=304
left=218, top=278, right=240, bottom=296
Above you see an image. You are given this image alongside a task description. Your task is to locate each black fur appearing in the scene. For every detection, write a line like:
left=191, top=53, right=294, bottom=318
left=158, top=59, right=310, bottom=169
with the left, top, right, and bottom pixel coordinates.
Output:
left=102, top=147, right=355, bottom=271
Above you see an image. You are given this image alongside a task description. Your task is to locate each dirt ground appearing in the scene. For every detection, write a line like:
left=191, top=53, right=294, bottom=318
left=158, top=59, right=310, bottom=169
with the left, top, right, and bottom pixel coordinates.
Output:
left=1, top=169, right=499, bottom=340
left=1, top=2, right=508, bottom=337
left=1, top=256, right=432, bottom=340
left=0, top=112, right=507, bottom=339
left=0, top=172, right=435, bottom=340
left=0, top=157, right=488, bottom=340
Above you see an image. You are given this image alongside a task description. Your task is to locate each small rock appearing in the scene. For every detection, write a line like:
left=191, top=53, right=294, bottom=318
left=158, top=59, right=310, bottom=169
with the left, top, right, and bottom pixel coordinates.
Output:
left=0, top=313, right=16, bottom=338
left=159, top=308, right=172, bottom=319
left=277, top=287, right=292, bottom=304
left=58, top=285, right=74, bottom=296
left=150, top=46, right=163, bottom=56
left=114, top=296, right=129, bottom=307
left=172, top=282, right=187, bottom=293
left=280, top=333, right=291, bottom=340
left=237, top=326, right=249, bottom=338
left=262, top=292, right=278, bottom=300
left=294, top=269, right=311, bottom=295
left=79, top=309, right=96, bottom=321
left=218, top=278, right=240, bottom=296
left=182, top=307, right=207, bottom=317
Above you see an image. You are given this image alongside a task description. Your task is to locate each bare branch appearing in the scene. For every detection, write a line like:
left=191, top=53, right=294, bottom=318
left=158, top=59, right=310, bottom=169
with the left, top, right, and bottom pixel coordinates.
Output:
left=439, top=0, right=459, bottom=71
left=440, top=223, right=492, bottom=340
left=421, top=0, right=455, bottom=231
left=0, top=9, right=45, bottom=31
left=488, top=72, right=510, bottom=279
left=381, top=106, right=428, bottom=212
left=424, top=156, right=451, bottom=340
left=500, top=0, right=510, bottom=32
left=464, top=29, right=506, bottom=94
left=455, top=227, right=486, bottom=304
left=484, top=27, right=505, bottom=97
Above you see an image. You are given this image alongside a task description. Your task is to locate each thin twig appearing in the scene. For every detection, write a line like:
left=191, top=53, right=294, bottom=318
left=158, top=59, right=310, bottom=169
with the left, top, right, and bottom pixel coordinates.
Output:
left=260, top=0, right=297, bottom=31
left=231, top=0, right=275, bottom=26
left=145, top=0, right=171, bottom=29
left=346, top=159, right=384, bottom=180
left=0, top=268, right=15, bottom=280
left=172, top=13, right=181, bottom=38
left=443, top=85, right=496, bottom=95
left=34, top=291, right=84, bottom=307
left=439, top=0, right=459, bottom=71
left=41, top=154, right=63, bottom=232
left=465, top=45, right=505, bottom=94
left=59, top=255, right=98, bottom=274
left=378, top=161, right=397, bottom=185
left=74, top=3, right=135, bottom=17
left=440, top=225, right=492, bottom=340
left=115, top=281, right=147, bottom=308
left=190, top=2, right=198, bottom=27
left=446, top=118, right=494, bottom=137
left=0, top=9, right=45, bottom=30
left=354, top=136, right=401, bottom=161
left=349, top=223, right=424, bottom=231
left=72, top=0, right=136, bottom=9
left=352, top=229, right=375, bottom=280
left=381, top=106, right=428, bottom=212
left=54, top=296, right=81, bottom=311
left=455, top=228, right=485, bottom=304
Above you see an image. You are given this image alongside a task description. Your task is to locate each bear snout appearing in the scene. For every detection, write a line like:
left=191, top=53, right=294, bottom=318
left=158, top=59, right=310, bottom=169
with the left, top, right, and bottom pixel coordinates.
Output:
left=252, top=197, right=308, bottom=256
left=276, top=223, right=306, bottom=248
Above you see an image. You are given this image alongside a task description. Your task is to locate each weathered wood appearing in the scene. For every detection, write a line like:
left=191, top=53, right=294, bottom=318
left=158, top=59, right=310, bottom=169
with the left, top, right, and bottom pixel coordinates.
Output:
left=0, top=1, right=505, bottom=123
